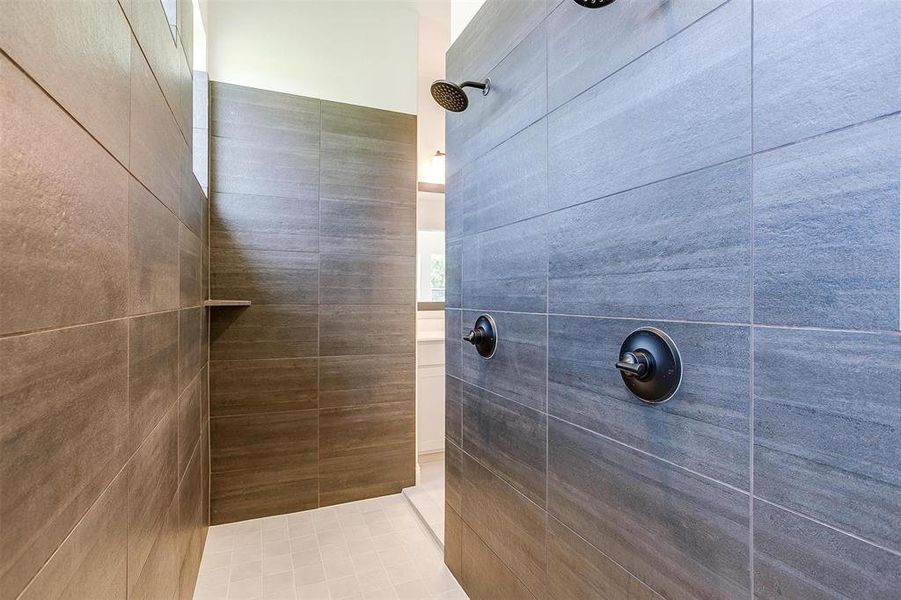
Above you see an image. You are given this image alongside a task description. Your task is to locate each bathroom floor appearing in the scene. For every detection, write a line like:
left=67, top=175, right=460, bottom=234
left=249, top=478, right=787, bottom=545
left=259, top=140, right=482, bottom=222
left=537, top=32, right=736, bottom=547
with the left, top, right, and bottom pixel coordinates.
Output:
left=402, top=453, right=445, bottom=545
left=193, top=494, right=467, bottom=600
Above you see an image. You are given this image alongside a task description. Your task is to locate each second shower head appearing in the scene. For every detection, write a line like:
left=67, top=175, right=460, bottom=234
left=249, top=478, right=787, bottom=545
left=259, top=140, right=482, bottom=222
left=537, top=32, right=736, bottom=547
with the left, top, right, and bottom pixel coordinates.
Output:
left=430, top=79, right=490, bottom=112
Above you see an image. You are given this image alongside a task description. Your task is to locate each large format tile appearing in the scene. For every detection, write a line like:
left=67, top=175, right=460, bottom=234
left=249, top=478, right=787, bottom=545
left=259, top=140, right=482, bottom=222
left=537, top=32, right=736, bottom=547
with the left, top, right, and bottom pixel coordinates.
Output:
left=445, top=169, right=465, bottom=241
left=210, top=464, right=318, bottom=524
left=445, top=309, right=462, bottom=379
left=446, top=375, right=464, bottom=446
left=210, top=82, right=320, bottom=150
left=211, top=410, right=318, bottom=473
left=548, top=159, right=751, bottom=323
left=180, top=170, right=205, bottom=237
left=463, top=382, right=547, bottom=505
left=128, top=177, right=179, bottom=315
left=178, top=307, right=202, bottom=394
left=446, top=239, right=462, bottom=308
left=318, top=402, right=415, bottom=506
left=210, top=192, right=319, bottom=253
left=320, top=101, right=417, bottom=207
left=548, top=316, right=751, bottom=488
left=319, top=198, right=416, bottom=257
left=130, top=38, right=185, bottom=212
left=461, top=310, right=547, bottom=412
left=445, top=505, right=463, bottom=582
left=461, top=119, right=547, bottom=235
left=548, top=418, right=750, bottom=599
left=0, top=321, right=128, bottom=599
left=0, top=55, right=128, bottom=335
left=209, top=304, right=317, bottom=361
left=17, top=473, right=127, bottom=600
left=754, top=500, right=901, bottom=600
left=210, top=135, right=319, bottom=200
left=447, top=24, right=547, bottom=176
left=546, top=518, right=632, bottom=600
left=753, top=116, right=900, bottom=330
left=319, top=354, right=415, bottom=409
left=129, top=495, right=180, bottom=600
left=547, top=0, right=725, bottom=109
left=461, top=523, right=538, bottom=600
left=179, top=223, right=202, bottom=308
left=129, top=311, right=179, bottom=452
left=320, top=253, right=414, bottom=305
left=210, top=248, right=318, bottom=305
left=209, top=358, right=318, bottom=416
left=447, top=0, right=546, bottom=87
left=177, top=445, right=205, bottom=600
left=548, top=0, right=750, bottom=210
left=461, top=454, right=547, bottom=599
left=319, top=304, right=414, bottom=357
left=754, top=327, right=901, bottom=550
left=445, top=439, right=463, bottom=514
left=753, top=0, right=901, bottom=151
left=462, top=217, right=547, bottom=313
left=178, top=374, right=202, bottom=479
left=127, top=406, right=178, bottom=597
left=1, top=0, right=132, bottom=163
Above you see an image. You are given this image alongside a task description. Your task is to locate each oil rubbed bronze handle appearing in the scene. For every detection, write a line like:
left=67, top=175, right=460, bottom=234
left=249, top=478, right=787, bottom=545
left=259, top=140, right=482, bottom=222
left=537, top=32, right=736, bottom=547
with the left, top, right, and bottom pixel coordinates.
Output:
left=464, top=315, right=497, bottom=359
left=615, top=328, right=682, bottom=404
left=615, top=351, right=653, bottom=380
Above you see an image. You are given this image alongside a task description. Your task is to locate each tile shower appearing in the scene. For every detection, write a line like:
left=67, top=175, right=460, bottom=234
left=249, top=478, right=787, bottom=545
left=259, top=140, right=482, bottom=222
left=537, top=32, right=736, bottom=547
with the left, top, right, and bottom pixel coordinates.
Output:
left=444, top=0, right=900, bottom=599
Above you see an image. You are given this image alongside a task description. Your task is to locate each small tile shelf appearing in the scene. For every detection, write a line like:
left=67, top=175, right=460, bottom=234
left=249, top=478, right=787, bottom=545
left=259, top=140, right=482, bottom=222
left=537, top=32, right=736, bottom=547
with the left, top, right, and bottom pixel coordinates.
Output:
left=203, top=300, right=252, bottom=307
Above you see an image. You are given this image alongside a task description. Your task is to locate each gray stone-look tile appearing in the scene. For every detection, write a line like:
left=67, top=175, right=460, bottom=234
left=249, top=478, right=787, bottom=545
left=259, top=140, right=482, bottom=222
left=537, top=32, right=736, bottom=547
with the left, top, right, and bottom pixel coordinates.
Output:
left=754, top=500, right=901, bottom=600
left=463, top=381, right=547, bottom=506
left=462, top=217, right=547, bottom=313
left=211, top=248, right=318, bottom=305
left=445, top=168, right=465, bottom=241
left=462, top=310, right=547, bottom=412
left=548, top=159, right=751, bottom=322
left=753, top=0, right=901, bottom=151
left=1, top=56, right=129, bottom=335
left=178, top=307, right=202, bottom=395
left=128, top=177, right=179, bottom=316
left=447, top=24, right=547, bottom=176
left=446, top=239, right=462, bottom=309
left=179, top=223, right=202, bottom=308
left=209, top=304, right=317, bottom=361
left=447, top=0, right=546, bottom=86
left=210, top=135, right=318, bottom=200
left=548, top=0, right=750, bottom=210
left=753, top=116, right=900, bottom=330
left=461, top=522, right=539, bottom=600
left=211, top=193, right=319, bottom=253
left=548, top=417, right=750, bottom=599
left=547, top=517, right=632, bottom=600
left=462, top=119, right=547, bottom=235
left=210, top=82, right=320, bottom=150
left=462, top=452, right=547, bottom=599
left=445, top=309, right=463, bottom=379
left=319, top=198, right=416, bottom=257
left=320, top=253, right=414, bottom=305
left=129, top=311, right=179, bottom=453
left=319, top=305, right=414, bottom=357
left=754, top=327, right=901, bottom=550
left=180, top=170, right=204, bottom=237
left=547, top=0, right=725, bottom=110
left=209, top=358, right=318, bottom=416
left=446, top=375, right=463, bottom=446
left=319, top=354, right=415, bottom=409
left=446, top=439, right=463, bottom=514
left=548, top=316, right=751, bottom=489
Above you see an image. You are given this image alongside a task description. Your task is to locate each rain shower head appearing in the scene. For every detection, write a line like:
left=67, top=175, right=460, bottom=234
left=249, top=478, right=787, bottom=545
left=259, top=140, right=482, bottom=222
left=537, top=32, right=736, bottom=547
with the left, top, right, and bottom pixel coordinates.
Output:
left=573, top=0, right=616, bottom=7
left=430, top=79, right=490, bottom=112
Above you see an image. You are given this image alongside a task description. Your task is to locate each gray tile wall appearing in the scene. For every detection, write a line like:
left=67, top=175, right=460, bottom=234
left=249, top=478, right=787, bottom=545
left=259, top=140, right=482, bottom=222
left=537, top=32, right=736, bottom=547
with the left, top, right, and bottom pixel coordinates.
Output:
left=0, top=0, right=209, bottom=598
left=208, top=83, right=417, bottom=523
left=445, top=1, right=901, bottom=599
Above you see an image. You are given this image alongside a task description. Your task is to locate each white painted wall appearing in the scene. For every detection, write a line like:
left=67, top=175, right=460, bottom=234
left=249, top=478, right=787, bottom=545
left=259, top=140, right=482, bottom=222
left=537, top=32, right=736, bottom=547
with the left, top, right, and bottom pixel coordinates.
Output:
left=205, top=0, right=419, bottom=114
left=451, top=0, right=485, bottom=42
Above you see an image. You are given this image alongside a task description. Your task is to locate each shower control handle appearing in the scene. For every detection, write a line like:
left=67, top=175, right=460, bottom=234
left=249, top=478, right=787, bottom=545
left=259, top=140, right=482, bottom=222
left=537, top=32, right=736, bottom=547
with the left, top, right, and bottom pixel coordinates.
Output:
left=463, top=329, right=483, bottom=345
left=464, top=314, right=498, bottom=359
left=615, top=351, right=653, bottom=380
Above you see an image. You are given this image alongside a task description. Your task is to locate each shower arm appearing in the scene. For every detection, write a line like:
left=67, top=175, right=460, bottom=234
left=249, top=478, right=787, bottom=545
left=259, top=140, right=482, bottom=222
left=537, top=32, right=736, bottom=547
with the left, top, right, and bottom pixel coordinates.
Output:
left=460, top=80, right=491, bottom=95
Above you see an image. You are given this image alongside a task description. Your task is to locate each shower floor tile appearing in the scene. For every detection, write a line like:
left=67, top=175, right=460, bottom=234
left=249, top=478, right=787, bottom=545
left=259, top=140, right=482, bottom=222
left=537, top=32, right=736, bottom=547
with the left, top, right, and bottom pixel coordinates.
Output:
left=194, top=493, right=467, bottom=600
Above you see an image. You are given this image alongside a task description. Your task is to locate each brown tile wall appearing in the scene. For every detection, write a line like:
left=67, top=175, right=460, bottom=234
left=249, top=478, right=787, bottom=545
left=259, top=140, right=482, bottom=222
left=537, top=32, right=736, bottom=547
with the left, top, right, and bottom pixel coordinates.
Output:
left=0, top=0, right=209, bottom=598
left=208, top=83, right=417, bottom=524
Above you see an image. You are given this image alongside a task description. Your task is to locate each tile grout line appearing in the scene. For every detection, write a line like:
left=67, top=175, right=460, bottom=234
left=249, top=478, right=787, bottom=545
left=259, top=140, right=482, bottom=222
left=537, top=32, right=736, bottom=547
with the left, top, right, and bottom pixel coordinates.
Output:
left=748, top=0, right=756, bottom=592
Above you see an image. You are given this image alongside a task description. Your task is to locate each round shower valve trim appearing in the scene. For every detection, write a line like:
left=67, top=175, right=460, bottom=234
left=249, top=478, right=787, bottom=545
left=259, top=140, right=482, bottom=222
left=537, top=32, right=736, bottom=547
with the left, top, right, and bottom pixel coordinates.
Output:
left=615, top=327, right=682, bottom=404
left=463, top=314, right=497, bottom=359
